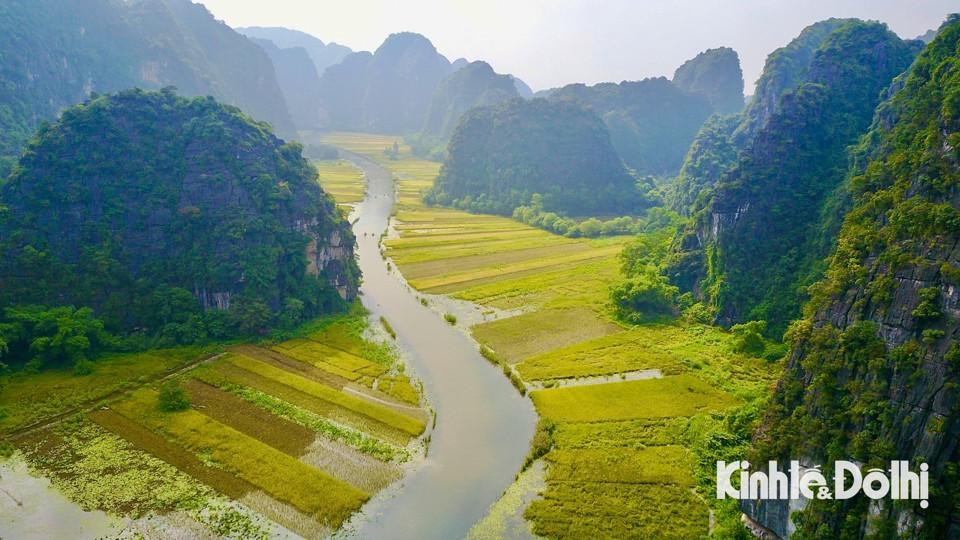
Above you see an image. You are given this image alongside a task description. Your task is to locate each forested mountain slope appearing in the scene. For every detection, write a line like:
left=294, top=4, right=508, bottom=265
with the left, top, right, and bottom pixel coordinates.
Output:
left=669, top=21, right=921, bottom=336
left=426, top=98, right=639, bottom=215
left=746, top=16, right=960, bottom=537
left=0, top=0, right=295, bottom=175
left=317, top=32, right=452, bottom=132
left=421, top=61, right=519, bottom=139
left=672, top=46, right=745, bottom=114
left=548, top=77, right=713, bottom=176
left=0, top=89, right=356, bottom=351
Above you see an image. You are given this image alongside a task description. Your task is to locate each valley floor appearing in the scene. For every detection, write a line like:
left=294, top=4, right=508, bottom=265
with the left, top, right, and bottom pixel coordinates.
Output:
left=318, top=132, right=778, bottom=539
left=1, top=308, right=428, bottom=538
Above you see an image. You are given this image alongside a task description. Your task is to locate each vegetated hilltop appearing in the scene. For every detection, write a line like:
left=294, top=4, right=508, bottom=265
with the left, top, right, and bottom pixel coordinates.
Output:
left=669, top=19, right=857, bottom=217
left=547, top=77, right=714, bottom=177
left=318, top=32, right=453, bottom=133
left=421, top=61, right=520, bottom=139
left=672, top=46, right=745, bottom=114
left=746, top=16, right=960, bottom=536
left=668, top=20, right=921, bottom=336
left=426, top=98, right=640, bottom=216
left=0, top=89, right=357, bottom=363
left=0, top=0, right=295, bottom=175
left=237, top=26, right=353, bottom=76
left=249, top=37, right=324, bottom=130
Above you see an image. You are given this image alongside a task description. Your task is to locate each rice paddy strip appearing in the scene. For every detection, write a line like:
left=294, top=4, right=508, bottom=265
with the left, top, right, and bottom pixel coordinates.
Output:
left=272, top=339, right=388, bottom=380
left=315, top=159, right=365, bottom=205
left=181, top=379, right=315, bottom=457
left=472, top=307, right=622, bottom=364
left=525, top=481, right=709, bottom=539
left=543, top=446, right=695, bottom=486
left=300, top=438, right=402, bottom=493
left=111, top=389, right=369, bottom=526
left=229, top=344, right=350, bottom=389
left=530, top=374, right=740, bottom=423
left=212, top=381, right=406, bottom=463
left=226, top=354, right=426, bottom=437
left=90, top=409, right=254, bottom=500
left=199, top=360, right=412, bottom=445
left=375, top=374, right=420, bottom=405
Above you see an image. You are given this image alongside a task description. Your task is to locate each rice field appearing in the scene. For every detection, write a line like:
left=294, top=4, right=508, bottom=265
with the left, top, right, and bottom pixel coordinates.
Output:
left=316, top=159, right=366, bottom=206
left=6, top=310, right=428, bottom=536
left=318, top=133, right=778, bottom=538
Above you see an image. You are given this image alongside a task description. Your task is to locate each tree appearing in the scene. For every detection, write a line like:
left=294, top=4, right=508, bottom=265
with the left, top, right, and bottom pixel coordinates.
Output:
left=158, top=380, right=190, bottom=412
left=610, top=268, right=679, bottom=322
left=2, top=305, right=112, bottom=370
left=229, top=298, right=272, bottom=336
left=730, top=320, right=767, bottom=355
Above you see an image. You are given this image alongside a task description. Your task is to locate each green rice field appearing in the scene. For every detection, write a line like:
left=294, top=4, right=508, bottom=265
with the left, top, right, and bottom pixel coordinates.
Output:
left=320, top=132, right=778, bottom=538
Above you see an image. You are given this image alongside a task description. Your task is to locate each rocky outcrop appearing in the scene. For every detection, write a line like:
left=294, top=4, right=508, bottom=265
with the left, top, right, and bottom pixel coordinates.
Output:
left=746, top=16, right=960, bottom=537
left=421, top=61, right=519, bottom=139
left=672, top=47, right=745, bottom=114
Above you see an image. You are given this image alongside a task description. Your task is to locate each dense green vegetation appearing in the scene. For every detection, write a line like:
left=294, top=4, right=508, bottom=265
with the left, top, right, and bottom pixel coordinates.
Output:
left=670, top=21, right=920, bottom=336
left=421, top=61, right=519, bottom=140
left=426, top=98, right=641, bottom=215
left=749, top=16, right=960, bottom=537
left=0, top=0, right=295, bottom=171
left=548, top=77, right=713, bottom=176
left=672, top=47, right=745, bottom=114
left=0, top=89, right=357, bottom=371
left=668, top=113, right=740, bottom=215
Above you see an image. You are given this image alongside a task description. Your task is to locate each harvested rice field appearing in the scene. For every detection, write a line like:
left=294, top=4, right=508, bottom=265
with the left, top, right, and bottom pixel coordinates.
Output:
left=319, top=132, right=778, bottom=539
left=2, top=310, right=428, bottom=538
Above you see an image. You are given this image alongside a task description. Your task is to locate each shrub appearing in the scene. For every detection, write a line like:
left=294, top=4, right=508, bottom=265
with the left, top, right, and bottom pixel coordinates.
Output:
left=444, top=313, right=457, bottom=325
left=158, top=380, right=191, bottom=412
left=609, top=270, right=679, bottom=322
left=730, top=321, right=767, bottom=356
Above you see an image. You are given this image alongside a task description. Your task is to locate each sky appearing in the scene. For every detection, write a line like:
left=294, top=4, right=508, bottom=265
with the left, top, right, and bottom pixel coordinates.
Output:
left=197, top=0, right=956, bottom=93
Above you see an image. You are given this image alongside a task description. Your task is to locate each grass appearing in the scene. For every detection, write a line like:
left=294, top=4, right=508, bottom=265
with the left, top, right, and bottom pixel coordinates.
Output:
left=112, top=388, right=369, bottom=526
left=0, top=345, right=217, bottom=434
left=531, top=374, right=740, bottom=423
left=543, top=446, right=694, bottom=486
left=315, top=159, right=365, bottom=205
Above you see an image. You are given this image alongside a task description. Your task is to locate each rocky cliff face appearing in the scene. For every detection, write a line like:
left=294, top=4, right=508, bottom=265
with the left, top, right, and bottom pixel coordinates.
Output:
left=0, top=89, right=357, bottom=332
left=746, top=16, right=960, bottom=537
left=250, top=37, right=324, bottom=129
left=669, top=20, right=920, bottom=336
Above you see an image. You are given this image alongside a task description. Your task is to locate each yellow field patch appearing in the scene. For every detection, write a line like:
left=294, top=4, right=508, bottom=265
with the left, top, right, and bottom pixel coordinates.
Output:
left=472, top=307, right=621, bottom=364
left=530, top=374, right=740, bottom=423
left=316, top=160, right=365, bottom=205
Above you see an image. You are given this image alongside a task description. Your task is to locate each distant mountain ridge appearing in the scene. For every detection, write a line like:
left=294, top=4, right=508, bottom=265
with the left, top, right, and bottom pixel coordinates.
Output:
left=237, top=26, right=353, bottom=76
left=0, top=0, right=295, bottom=174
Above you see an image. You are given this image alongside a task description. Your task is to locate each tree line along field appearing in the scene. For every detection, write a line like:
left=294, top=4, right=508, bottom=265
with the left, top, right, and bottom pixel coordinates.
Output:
left=320, top=132, right=778, bottom=538
left=2, top=308, right=427, bottom=537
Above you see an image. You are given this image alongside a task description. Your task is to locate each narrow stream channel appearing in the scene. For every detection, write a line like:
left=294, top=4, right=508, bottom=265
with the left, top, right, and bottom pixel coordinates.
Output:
left=341, top=152, right=537, bottom=540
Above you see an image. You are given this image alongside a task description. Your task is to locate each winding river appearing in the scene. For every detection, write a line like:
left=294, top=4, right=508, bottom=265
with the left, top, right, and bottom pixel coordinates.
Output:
left=341, top=152, right=537, bottom=540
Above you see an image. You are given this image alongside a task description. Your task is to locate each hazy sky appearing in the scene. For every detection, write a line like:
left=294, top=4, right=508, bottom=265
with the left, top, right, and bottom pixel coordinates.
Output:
left=198, top=0, right=955, bottom=92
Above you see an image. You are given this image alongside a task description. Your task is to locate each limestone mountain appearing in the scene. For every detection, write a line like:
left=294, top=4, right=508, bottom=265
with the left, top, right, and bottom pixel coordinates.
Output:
left=317, top=32, right=452, bottom=132
left=426, top=98, right=639, bottom=216
left=421, top=61, right=520, bottom=139
left=746, top=16, right=960, bottom=536
left=669, top=20, right=921, bottom=336
left=249, top=37, right=324, bottom=129
left=672, top=47, right=745, bottom=114
left=237, top=26, right=352, bottom=76
left=549, top=78, right=712, bottom=176
left=0, top=89, right=357, bottom=335
left=0, top=0, right=295, bottom=175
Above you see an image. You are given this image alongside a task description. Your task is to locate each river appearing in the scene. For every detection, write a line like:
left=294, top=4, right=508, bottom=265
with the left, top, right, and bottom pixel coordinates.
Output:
left=340, top=152, right=537, bottom=540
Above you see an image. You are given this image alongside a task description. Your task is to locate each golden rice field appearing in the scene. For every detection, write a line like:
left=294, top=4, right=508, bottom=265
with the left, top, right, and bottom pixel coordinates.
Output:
left=315, top=159, right=366, bottom=206
left=320, top=132, right=777, bottom=539
left=6, top=311, right=426, bottom=537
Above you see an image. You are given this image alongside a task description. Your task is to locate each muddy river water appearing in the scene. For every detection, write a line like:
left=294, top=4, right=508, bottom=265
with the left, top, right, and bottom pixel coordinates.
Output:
left=340, top=152, right=537, bottom=540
